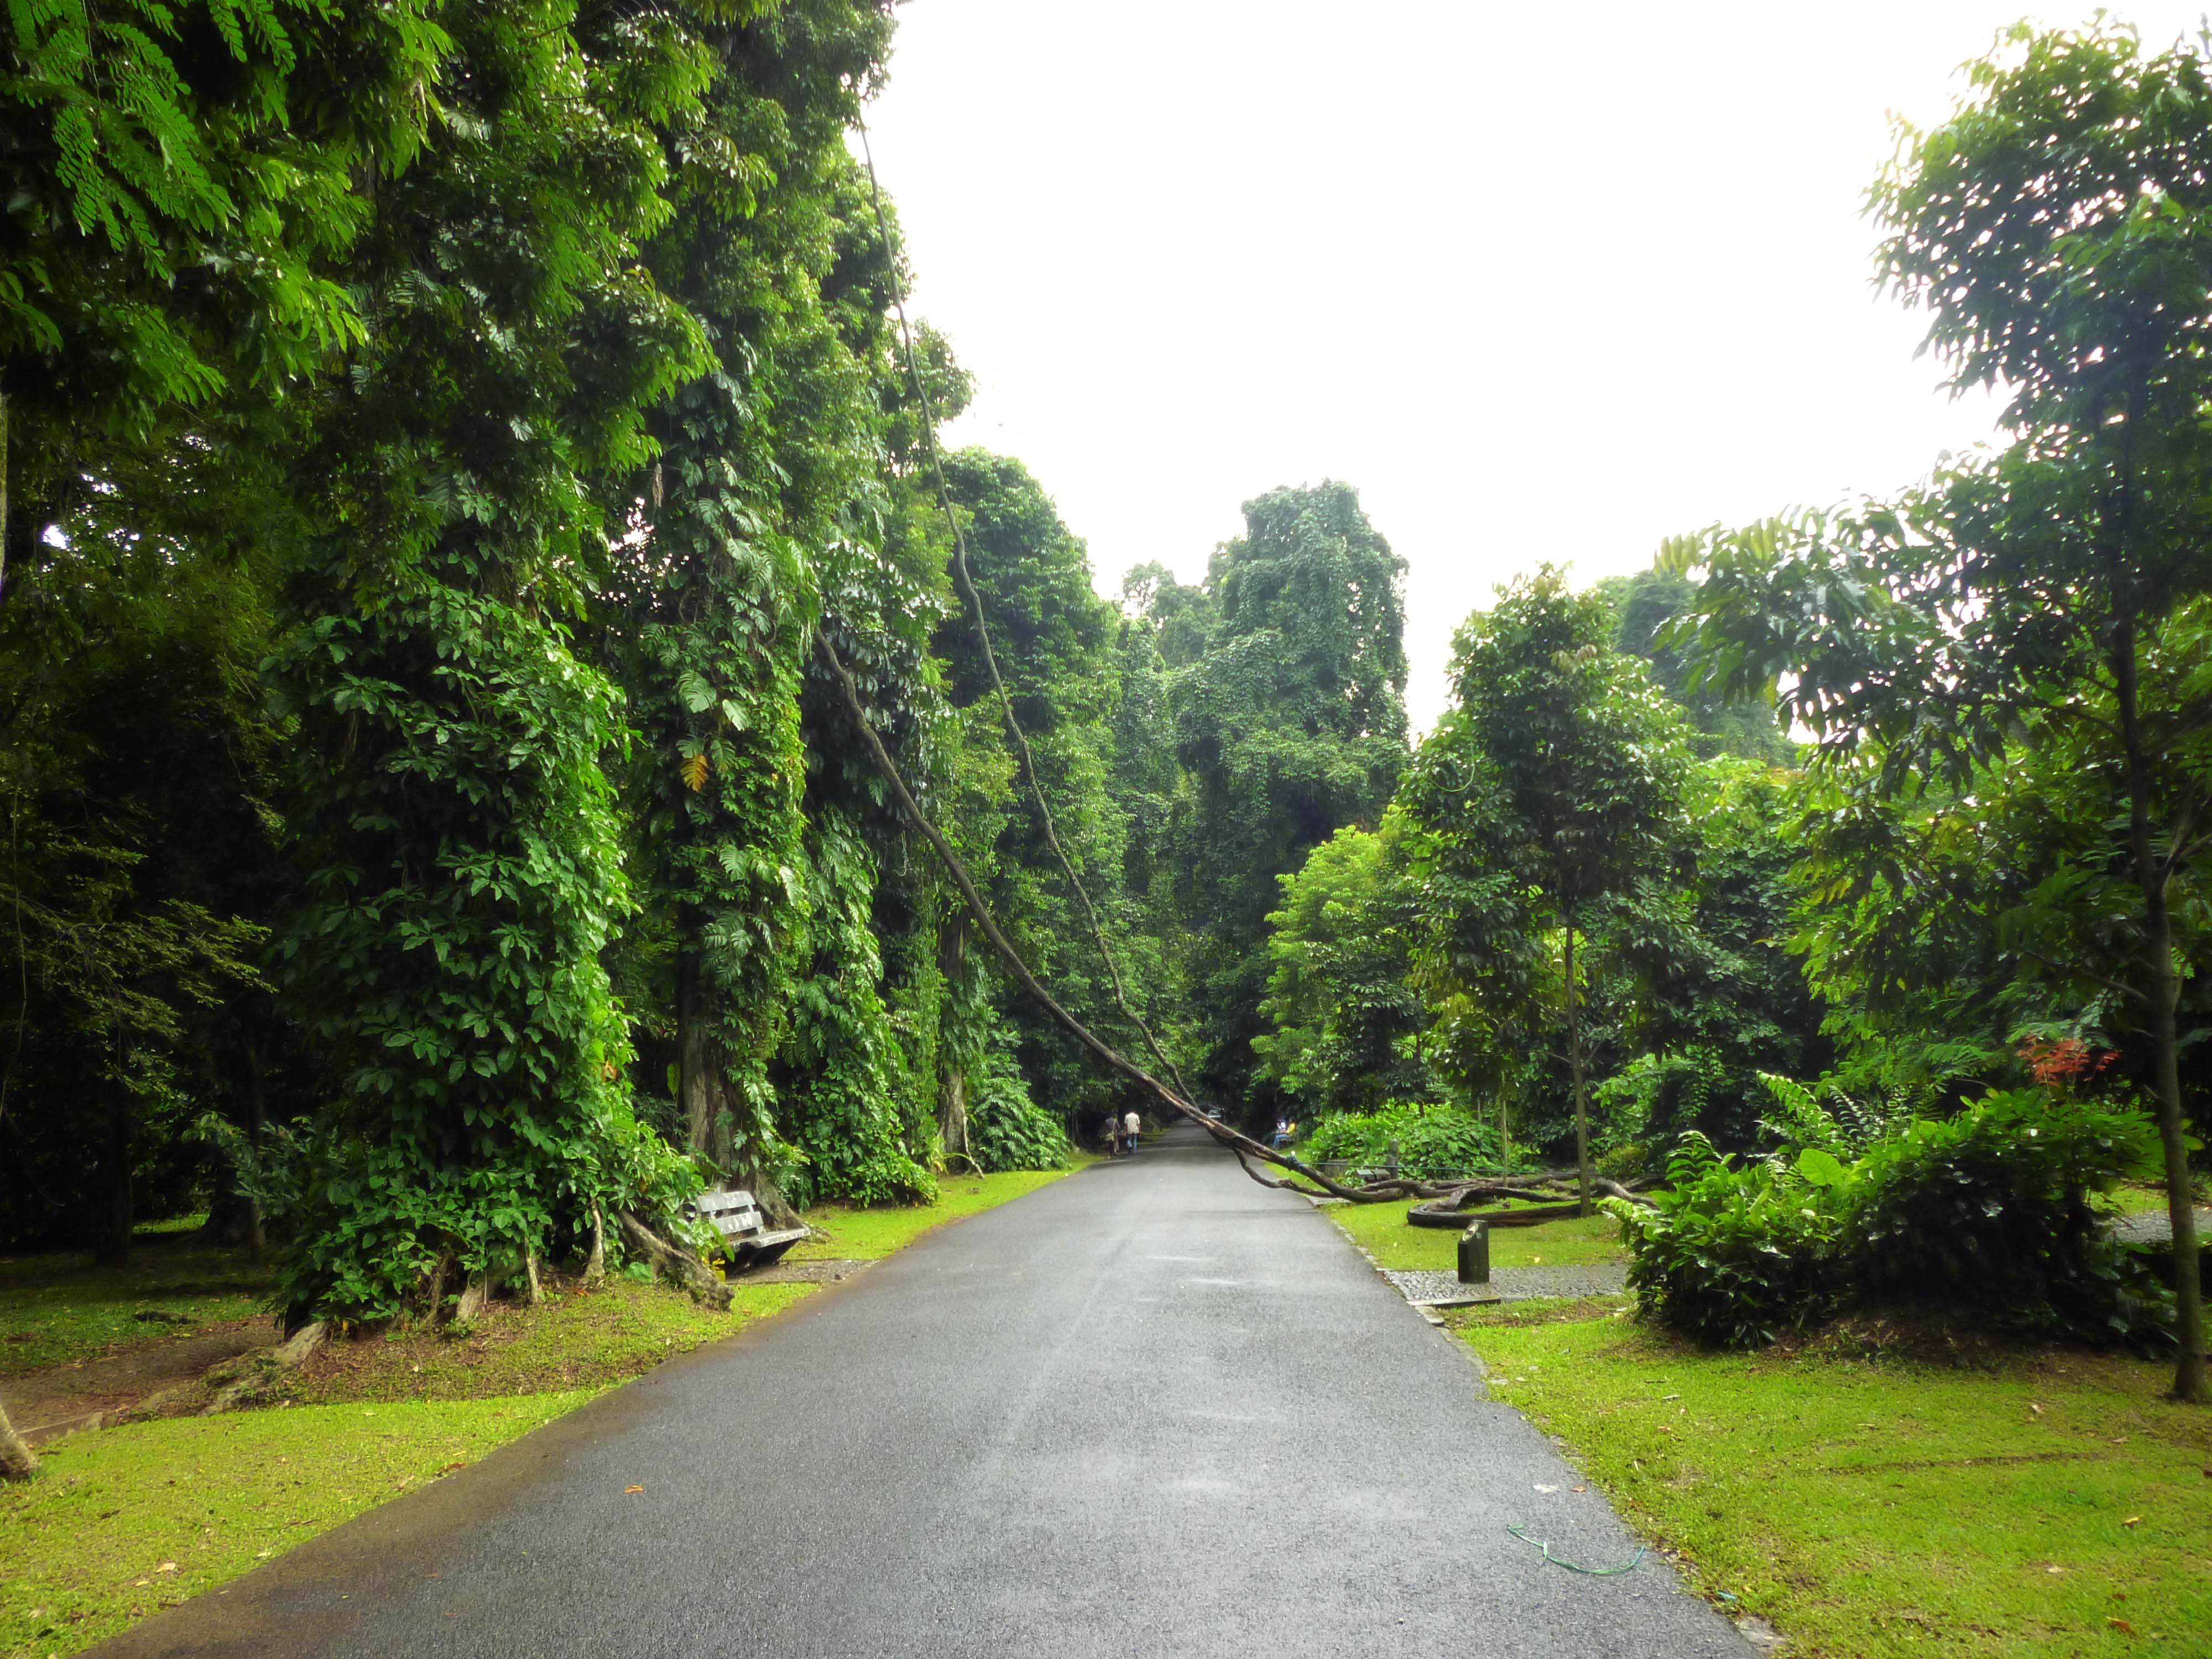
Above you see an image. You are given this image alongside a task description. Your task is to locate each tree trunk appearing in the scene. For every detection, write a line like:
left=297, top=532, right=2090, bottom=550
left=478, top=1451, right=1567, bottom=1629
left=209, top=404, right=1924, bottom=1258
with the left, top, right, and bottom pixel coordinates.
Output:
left=242, top=1036, right=267, bottom=1264
left=938, top=922, right=970, bottom=1165
left=93, top=1065, right=132, bottom=1269
left=938, top=1062, right=968, bottom=1167
left=1496, top=1084, right=1511, bottom=1178
left=582, top=1203, right=606, bottom=1287
left=674, top=943, right=733, bottom=1170
left=0, top=389, right=10, bottom=607
left=1564, top=922, right=1593, bottom=1218
left=2115, top=621, right=2206, bottom=1404
left=0, top=1394, right=34, bottom=1481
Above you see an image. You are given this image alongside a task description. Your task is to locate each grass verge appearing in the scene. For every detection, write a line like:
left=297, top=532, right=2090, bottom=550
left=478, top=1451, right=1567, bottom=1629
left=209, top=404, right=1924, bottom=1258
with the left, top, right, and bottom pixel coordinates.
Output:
left=2, top=1394, right=588, bottom=1659
left=1, top=1243, right=274, bottom=1375
left=789, top=1166, right=1081, bottom=1260
left=1455, top=1305, right=2212, bottom=1657
left=286, top=1277, right=811, bottom=1405
left=3, top=1159, right=1078, bottom=1657
left=1326, top=1197, right=1626, bottom=1271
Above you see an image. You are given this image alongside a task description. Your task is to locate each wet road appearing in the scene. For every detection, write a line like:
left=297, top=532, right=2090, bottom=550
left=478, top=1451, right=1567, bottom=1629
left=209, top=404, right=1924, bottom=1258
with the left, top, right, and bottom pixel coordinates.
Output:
left=98, top=1125, right=1750, bottom=1658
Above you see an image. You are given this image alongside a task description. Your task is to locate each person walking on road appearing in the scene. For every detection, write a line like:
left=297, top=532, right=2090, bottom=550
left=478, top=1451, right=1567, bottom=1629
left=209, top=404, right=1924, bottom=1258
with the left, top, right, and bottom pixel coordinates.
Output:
left=1122, top=1109, right=1141, bottom=1156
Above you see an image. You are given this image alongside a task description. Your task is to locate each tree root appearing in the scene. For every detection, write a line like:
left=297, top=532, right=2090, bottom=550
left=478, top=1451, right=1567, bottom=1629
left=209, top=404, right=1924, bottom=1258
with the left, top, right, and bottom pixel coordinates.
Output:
left=204, top=1321, right=327, bottom=1415
left=583, top=1203, right=607, bottom=1287
left=617, top=1212, right=732, bottom=1310
left=0, top=1397, right=34, bottom=1481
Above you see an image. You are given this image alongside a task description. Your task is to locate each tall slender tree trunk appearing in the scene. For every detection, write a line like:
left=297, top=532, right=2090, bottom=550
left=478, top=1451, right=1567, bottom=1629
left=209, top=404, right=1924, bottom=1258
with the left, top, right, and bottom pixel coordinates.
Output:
left=0, top=1395, right=34, bottom=1481
left=674, top=942, right=733, bottom=1169
left=675, top=937, right=799, bottom=1227
left=2115, top=621, right=2206, bottom=1404
left=94, top=1044, right=132, bottom=1268
left=1564, top=921, right=1593, bottom=1218
left=242, top=1035, right=267, bottom=1265
left=0, top=389, right=10, bottom=606
left=938, top=921, right=969, bottom=1166
left=1498, top=1084, right=1511, bottom=1179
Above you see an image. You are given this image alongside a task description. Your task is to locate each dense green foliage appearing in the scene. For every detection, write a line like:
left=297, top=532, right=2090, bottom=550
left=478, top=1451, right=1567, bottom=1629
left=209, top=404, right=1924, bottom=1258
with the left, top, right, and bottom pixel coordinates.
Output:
left=1299, top=1102, right=1500, bottom=1181
left=0, top=0, right=1161, bottom=1323
left=1618, top=1089, right=2171, bottom=1350
left=1140, top=482, right=1411, bottom=1124
left=0, top=9, right=2203, bottom=1395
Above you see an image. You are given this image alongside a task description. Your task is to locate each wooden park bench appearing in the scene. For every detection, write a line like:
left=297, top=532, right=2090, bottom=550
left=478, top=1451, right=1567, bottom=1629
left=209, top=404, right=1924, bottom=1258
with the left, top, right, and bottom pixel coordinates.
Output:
left=690, top=1188, right=808, bottom=1274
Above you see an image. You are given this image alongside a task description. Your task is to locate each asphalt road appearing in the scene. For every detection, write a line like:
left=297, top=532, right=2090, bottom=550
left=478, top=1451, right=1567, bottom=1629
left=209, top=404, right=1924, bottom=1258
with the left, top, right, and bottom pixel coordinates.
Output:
left=100, top=1126, right=1751, bottom=1658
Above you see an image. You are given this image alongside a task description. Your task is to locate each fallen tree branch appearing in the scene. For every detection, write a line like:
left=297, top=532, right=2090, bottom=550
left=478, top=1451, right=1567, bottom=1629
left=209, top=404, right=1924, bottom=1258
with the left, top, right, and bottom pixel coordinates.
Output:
left=617, top=1212, right=732, bottom=1310
left=820, top=635, right=1509, bottom=1206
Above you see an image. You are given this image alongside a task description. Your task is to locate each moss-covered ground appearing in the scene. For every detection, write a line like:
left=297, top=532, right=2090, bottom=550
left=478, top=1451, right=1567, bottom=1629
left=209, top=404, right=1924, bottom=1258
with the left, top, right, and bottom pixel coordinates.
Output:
left=3, top=1395, right=588, bottom=1658
left=1451, top=1301, right=2212, bottom=1657
left=2, top=1161, right=1080, bottom=1658
left=1, top=1240, right=274, bottom=1375
left=1325, top=1196, right=1627, bottom=1271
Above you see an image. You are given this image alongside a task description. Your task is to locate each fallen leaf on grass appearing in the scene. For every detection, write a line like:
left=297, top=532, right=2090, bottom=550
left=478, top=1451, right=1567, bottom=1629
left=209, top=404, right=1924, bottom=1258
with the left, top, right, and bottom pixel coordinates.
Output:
left=2124, top=1516, right=2141, bottom=1528
left=156, top=1564, right=177, bottom=1574
left=441, top=1462, right=465, bottom=1473
left=623, top=1485, right=644, bottom=1495
left=2109, top=1618, right=2136, bottom=1634
left=2028, top=1402, right=2046, bottom=1416
left=2045, top=1564, right=2068, bottom=1574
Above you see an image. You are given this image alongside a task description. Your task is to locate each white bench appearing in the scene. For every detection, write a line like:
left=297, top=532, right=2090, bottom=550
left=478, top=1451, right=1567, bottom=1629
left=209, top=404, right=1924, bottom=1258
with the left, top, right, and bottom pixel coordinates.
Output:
left=690, top=1188, right=808, bottom=1273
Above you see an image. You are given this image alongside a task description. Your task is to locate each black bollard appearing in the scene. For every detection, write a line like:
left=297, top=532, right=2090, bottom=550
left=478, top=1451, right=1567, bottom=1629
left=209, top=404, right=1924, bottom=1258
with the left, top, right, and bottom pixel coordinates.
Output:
left=1457, top=1219, right=1490, bottom=1286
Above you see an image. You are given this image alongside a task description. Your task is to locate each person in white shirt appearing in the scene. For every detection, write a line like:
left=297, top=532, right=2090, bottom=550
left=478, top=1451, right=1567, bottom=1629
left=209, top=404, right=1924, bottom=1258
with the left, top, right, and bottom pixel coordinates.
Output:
left=1122, top=1109, right=1141, bottom=1156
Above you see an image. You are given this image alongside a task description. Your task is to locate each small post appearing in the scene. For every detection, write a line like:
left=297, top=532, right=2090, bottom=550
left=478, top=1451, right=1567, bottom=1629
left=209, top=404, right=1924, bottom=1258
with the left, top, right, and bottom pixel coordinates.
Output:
left=1457, top=1219, right=1490, bottom=1286
left=1385, top=1138, right=1400, bottom=1180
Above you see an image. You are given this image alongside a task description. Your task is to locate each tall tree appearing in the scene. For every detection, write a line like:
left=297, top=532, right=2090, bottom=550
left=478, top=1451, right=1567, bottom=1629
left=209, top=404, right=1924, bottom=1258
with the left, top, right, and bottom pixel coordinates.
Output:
left=1254, top=810, right=1434, bottom=1117
left=934, top=448, right=1156, bottom=1133
left=601, top=0, right=895, bottom=1219
left=1672, top=19, right=2212, bottom=1400
left=1406, top=569, right=1692, bottom=1212
left=265, top=0, right=714, bottom=1319
left=1166, top=481, right=1409, bottom=1120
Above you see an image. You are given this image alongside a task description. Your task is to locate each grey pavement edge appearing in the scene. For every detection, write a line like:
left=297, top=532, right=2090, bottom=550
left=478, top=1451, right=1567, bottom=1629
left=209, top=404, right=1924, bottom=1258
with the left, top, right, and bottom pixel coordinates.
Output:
left=91, top=1125, right=1754, bottom=1659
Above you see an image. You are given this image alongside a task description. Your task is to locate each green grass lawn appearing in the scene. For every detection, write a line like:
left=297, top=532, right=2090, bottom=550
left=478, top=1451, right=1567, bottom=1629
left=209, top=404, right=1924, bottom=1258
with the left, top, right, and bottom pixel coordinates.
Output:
left=0, top=1241, right=274, bottom=1375
left=3, top=1160, right=1077, bottom=1657
left=1457, top=1307, right=2212, bottom=1657
left=1326, top=1197, right=1627, bottom=1271
left=2, top=1394, right=588, bottom=1659
left=285, top=1277, right=812, bottom=1406
left=789, top=1165, right=1080, bottom=1260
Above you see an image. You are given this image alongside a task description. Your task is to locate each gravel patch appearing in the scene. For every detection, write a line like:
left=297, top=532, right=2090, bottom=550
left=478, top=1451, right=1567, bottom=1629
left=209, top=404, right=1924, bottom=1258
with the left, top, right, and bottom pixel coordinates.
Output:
left=1385, top=1264, right=1627, bottom=1307
left=733, top=1258, right=872, bottom=1286
left=2111, top=1207, right=2211, bottom=1248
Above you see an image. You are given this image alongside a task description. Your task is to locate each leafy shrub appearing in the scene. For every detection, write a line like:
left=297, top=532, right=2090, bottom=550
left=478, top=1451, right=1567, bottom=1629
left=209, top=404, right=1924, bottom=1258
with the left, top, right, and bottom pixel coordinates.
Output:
left=966, top=1039, right=1072, bottom=1173
left=1301, top=1102, right=1501, bottom=1178
left=1615, top=1089, right=2172, bottom=1349
left=1848, top=1092, right=2170, bottom=1343
left=1615, top=1133, right=1846, bottom=1348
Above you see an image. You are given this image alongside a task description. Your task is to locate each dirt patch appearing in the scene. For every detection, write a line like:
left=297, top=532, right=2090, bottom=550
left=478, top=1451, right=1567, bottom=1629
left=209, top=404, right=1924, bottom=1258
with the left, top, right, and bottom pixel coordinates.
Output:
left=732, top=1258, right=869, bottom=1286
left=1, top=1316, right=274, bottom=1442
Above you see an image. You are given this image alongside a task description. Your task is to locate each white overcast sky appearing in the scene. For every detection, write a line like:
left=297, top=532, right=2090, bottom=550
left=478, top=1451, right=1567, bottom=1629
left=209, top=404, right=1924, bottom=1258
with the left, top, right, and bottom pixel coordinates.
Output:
left=862, top=2, right=2208, bottom=728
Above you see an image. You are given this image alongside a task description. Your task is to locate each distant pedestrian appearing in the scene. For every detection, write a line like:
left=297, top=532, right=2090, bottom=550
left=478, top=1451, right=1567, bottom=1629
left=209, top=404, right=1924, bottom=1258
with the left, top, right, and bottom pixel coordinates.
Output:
left=1104, top=1113, right=1124, bottom=1157
left=1271, top=1117, right=1291, bottom=1150
left=1123, top=1109, right=1141, bottom=1156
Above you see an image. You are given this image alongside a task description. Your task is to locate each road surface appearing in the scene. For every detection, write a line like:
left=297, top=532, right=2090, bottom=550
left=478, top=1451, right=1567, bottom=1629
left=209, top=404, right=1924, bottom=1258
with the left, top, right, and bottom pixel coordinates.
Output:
left=100, top=1126, right=1751, bottom=1658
